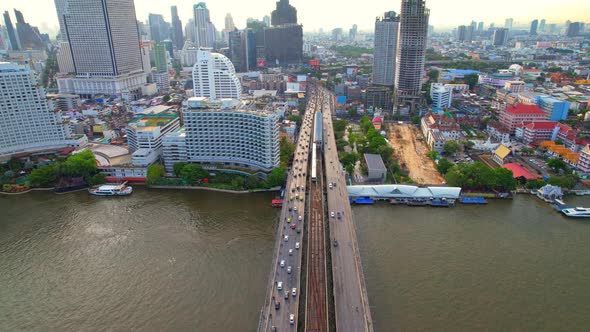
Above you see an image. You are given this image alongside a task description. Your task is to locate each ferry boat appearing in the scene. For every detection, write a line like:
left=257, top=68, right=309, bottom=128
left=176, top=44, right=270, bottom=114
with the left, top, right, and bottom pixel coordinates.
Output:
left=88, top=183, right=133, bottom=196
left=560, top=207, right=590, bottom=218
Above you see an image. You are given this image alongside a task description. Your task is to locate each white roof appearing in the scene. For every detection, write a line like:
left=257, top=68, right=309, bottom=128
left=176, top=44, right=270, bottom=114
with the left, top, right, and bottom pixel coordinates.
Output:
left=347, top=185, right=462, bottom=199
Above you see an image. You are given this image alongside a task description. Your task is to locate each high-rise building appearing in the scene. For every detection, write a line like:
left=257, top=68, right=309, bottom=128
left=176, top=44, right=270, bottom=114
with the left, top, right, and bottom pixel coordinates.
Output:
left=477, top=22, right=484, bottom=32
left=264, top=24, right=303, bottom=65
left=430, top=83, right=452, bottom=109
left=504, top=18, right=513, bottom=30
left=493, top=28, right=509, bottom=46
left=372, top=11, right=399, bottom=87
left=539, top=19, right=546, bottom=32
left=149, top=14, right=170, bottom=42
left=154, top=42, right=168, bottom=72
left=349, top=24, right=358, bottom=40
left=192, top=49, right=242, bottom=99
left=263, top=15, right=271, bottom=27
left=171, top=6, right=184, bottom=50
left=126, top=114, right=180, bottom=166
left=271, top=0, right=297, bottom=26
left=181, top=98, right=280, bottom=172
left=193, top=2, right=216, bottom=48
left=530, top=19, right=539, bottom=35
left=395, top=0, right=430, bottom=111
left=228, top=29, right=256, bottom=72
left=3, top=11, right=20, bottom=50
left=457, top=25, right=467, bottom=41
left=13, top=9, right=45, bottom=50
left=566, top=22, right=582, bottom=37
left=0, top=62, right=69, bottom=158
left=54, top=0, right=68, bottom=41
left=57, top=40, right=75, bottom=73
left=57, top=0, right=147, bottom=97
left=225, top=13, right=236, bottom=31
left=185, top=19, right=197, bottom=42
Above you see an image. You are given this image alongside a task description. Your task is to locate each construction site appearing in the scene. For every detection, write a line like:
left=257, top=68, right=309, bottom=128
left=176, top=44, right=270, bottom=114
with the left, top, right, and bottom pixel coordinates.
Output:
left=388, top=123, right=445, bottom=185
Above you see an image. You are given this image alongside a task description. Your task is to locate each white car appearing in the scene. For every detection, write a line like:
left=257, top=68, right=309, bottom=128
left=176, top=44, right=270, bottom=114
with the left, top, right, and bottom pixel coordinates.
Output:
left=289, top=249, right=293, bottom=255
left=298, top=215, right=302, bottom=221
left=289, top=314, right=295, bottom=324
left=295, top=242, right=300, bottom=249
left=287, top=266, right=292, bottom=274
left=294, top=206, right=298, bottom=212
left=280, top=259, right=285, bottom=267
left=292, top=288, right=297, bottom=297
left=330, top=211, right=335, bottom=218
left=284, top=235, right=288, bottom=242
left=277, top=281, right=283, bottom=290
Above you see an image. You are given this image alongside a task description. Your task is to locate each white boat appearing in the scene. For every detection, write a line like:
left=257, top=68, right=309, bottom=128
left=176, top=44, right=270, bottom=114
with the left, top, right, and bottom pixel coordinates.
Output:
left=561, top=207, right=590, bottom=218
left=89, top=183, right=133, bottom=196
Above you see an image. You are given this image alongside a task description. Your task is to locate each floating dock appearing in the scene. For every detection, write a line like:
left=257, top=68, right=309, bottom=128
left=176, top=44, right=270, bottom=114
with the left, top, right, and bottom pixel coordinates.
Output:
left=459, top=197, right=488, bottom=205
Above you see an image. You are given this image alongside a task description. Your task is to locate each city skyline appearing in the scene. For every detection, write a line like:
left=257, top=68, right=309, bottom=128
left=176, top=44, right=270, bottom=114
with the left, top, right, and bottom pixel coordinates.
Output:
left=1, top=0, right=588, bottom=38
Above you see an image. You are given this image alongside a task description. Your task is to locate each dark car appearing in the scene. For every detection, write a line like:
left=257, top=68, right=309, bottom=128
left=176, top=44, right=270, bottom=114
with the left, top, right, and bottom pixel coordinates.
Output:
left=334, top=239, right=339, bottom=247
left=275, top=301, right=280, bottom=310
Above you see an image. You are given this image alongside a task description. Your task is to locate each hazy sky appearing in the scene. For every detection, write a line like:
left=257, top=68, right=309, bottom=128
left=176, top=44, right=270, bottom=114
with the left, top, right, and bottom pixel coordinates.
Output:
left=2, top=0, right=589, bottom=38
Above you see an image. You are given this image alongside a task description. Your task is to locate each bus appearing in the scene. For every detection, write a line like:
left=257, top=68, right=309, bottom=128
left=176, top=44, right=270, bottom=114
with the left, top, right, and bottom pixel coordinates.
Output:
left=311, top=143, right=317, bottom=182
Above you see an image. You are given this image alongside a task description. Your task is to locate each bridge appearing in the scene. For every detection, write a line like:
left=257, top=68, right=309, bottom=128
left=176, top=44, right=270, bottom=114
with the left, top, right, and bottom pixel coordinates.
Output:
left=259, top=84, right=373, bottom=332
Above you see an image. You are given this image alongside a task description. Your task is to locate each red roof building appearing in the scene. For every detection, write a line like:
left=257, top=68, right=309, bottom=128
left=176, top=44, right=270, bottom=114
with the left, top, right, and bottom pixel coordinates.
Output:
left=499, top=103, right=547, bottom=134
left=520, top=121, right=559, bottom=144
left=502, top=163, right=538, bottom=180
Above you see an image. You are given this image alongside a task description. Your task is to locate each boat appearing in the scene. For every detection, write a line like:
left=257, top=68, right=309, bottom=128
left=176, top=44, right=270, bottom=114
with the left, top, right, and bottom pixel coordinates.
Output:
left=271, top=199, right=283, bottom=207
left=407, top=199, right=428, bottom=206
left=353, top=198, right=375, bottom=205
left=389, top=198, right=408, bottom=205
left=430, top=197, right=451, bottom=207
left=560, top=207, right=590, bottom=218
left=88, top=183, right=133, bottom=196
left=459, top=197, right=488, bottom=205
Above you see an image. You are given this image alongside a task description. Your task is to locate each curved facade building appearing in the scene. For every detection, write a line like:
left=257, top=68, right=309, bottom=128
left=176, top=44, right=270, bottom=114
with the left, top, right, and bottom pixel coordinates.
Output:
left=192, top=49, right=242, bottom=100
left=184, top=98, right=279, bottom=172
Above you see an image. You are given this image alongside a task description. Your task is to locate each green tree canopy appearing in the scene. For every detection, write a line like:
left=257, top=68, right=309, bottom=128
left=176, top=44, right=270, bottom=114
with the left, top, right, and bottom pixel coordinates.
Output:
left=436, top=159, right=454, bottom=175
left=463, top=73, right=479, bottom=90
left=28, top=164, right=58, bottom=187
left=266, top=167, right=287, bottom=188
left=547, top=158, right=568, bottom=173
left=173, top=162, right=188, bottom=177
left=548, top=175, right=578, bottom=189
left=287, top=115, right=302, bottom=128
left=147, top=164, right=165, bottom=181
left=180, top=163, right=208, bottom=185
left=426, top=150, right=440, bottom=161
left=62, top=150, right=97, bottom=178
left=443, top=140, right=460, bottom=156
left=280, top=137, right=296, bottom=168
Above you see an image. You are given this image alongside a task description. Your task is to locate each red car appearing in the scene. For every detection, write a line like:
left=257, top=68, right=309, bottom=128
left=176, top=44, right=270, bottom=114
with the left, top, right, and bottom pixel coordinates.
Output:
left=291, top=223, right=296, bottom=230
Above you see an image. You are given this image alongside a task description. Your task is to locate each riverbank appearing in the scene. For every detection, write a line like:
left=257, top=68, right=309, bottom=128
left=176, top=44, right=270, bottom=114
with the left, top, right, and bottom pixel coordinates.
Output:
left=148, top=185, right=281, bottom=194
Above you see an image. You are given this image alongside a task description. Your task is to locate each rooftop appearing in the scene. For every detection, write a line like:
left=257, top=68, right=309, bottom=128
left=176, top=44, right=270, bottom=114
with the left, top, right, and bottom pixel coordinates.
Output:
left=364, top=154, right=386, bottom=171
left=523, top=121, right=559, bottom=130
left=502, top=163, right=538, bottom=180
left=494, top=144, right=511, bottom=159
left=505, top=104, right=545, bottom=115
left=128, top=114, right=178, bottom=130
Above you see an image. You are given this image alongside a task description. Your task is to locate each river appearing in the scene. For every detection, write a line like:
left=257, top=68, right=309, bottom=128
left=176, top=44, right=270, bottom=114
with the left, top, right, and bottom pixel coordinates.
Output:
left=1, top=189, right=589, bottom=331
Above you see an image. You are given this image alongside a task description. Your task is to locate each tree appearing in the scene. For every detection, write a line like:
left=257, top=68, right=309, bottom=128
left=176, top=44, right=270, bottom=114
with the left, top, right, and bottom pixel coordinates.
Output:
left=427, top=69, right=439, bottom=82
left=340, top=152, right=359, bottom=170
left=231, top=176, right=245, bottom=189
left=287, top=115, right=302, bottom=128
left=548, top=175, right=577, bottom=189
left=462, top=140, right=475, bottom=150
left=266, top=167, right=286, bottom=188
left=348, top=108, right=357, bottom=117
left=336, top=138, right=348, bottom=151
left=426, top=149, right=439, bottom=161
left=463, top=73, right=479, bottom=90
left=554, top=139, right=564, bottom=145
left=525, top=179, right=546, bottom=189
left=411, top=115, right=421, bottom=125
left=88, top=173, right=106, bottom=186
left=443, top=140, right=460, bottom=156
left=62, top=150, right=97, bottom=178
left=162, top=94, right=171, bottom=102
left=280, top=137, right=296, bottom=168
left=493, top=167, right=517, bottom=191
left=180, top=163, right=208, bottom=184
left=147, top=164, right=165, bottom=181
left=245, top=175, right=262, bottom=189
left=521, top=147, right=535, bottom=156
left=28, top=164, right=58, bottom=187
left=8, top=157, right=23, bottom=172
left=547, top=158, right=567, bottom=173
left=436, top=159, right=454, bottom=175
left=173, top=162, right=188, bottom=177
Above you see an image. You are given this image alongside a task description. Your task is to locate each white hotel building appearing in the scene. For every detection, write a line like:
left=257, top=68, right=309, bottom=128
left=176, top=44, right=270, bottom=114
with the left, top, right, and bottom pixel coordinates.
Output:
left=126, top=114, right=180, bottom=167
left=172, top=97, right=280, bottom=172
left=192, top=49, right=242, bottom=100
left=0, top=62, right=77, bottom=158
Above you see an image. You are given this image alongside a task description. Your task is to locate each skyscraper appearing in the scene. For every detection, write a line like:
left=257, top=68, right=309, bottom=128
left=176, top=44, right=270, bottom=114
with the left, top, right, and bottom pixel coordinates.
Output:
left=566, top=22, right=582, bottom=37
left=263, top=15, right=271, bottom=27
left=349, top=24, right=358, bottom=40
left=54, top=0, right=67, bottom=41
left=530, top=19, right=539, bottom=35
left=228, top=29, right=256, bottom=72
left=149, top=14, right=169, bottom=42
left=372, top=11, right=399, bottom=87
left=264, top=0, right=303, bottom=65
left=271, top=0, right=297, bottom=26
left=395, top=0, right=430, bottom=111
left=13, top=9, right=45, bottom=50
left=225, top=13, right=236, bottom=31
left=2, top=11, right=19, bottom=50
left=493, top=28, right=509, bottom=46
left=193, top=2, right=216, bottom=48
left=154, top=43, right=168, bottom=72
left=504, top=18, right=513, bottom=30
left=57, top=0, right=146, bottom=97
left=0, top=62, right=68, bottom=157
left=539, top=19, right=546, bottom=32
left=171, top=6, right=184, bottom=49
left=192, top=49, right=242, bottom=99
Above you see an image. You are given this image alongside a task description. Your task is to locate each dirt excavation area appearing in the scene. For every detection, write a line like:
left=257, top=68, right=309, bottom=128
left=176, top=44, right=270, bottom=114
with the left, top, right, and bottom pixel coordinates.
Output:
left=388, top=124, right=444, bottom=185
